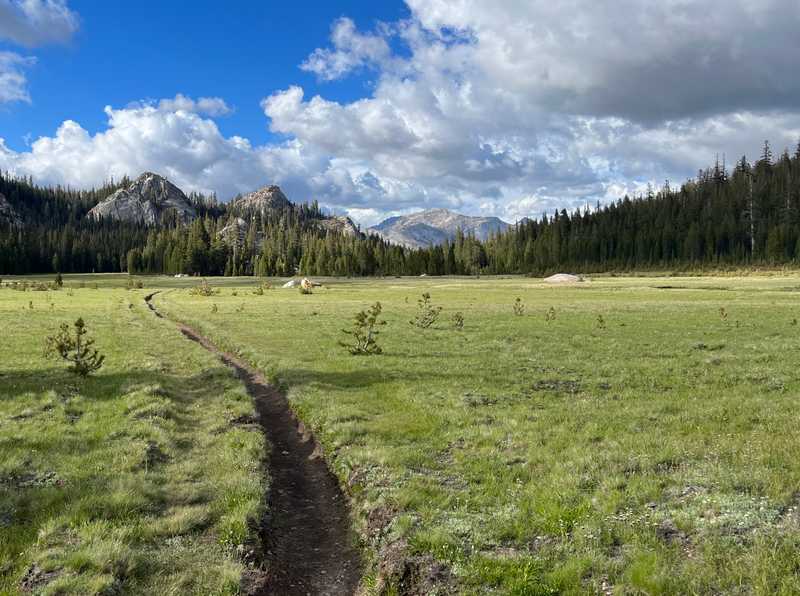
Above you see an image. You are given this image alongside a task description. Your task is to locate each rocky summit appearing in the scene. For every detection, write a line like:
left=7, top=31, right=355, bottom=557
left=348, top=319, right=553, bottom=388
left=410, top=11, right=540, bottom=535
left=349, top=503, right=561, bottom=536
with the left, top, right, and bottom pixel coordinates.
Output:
left=0, top=192, right=22, bottom=227
left=368, top=208, right=509, bottom=248
left=88, top=172, right=196, bottom=225
left=230, top=185, right=292, bottom=215
left=318, top=215, right=361, bottom=237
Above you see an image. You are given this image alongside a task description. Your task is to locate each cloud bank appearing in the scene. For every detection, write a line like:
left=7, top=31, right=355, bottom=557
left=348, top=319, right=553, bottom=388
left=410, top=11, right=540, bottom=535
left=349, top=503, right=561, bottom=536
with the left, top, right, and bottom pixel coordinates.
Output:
left=2, top=0, right=800, bottom=226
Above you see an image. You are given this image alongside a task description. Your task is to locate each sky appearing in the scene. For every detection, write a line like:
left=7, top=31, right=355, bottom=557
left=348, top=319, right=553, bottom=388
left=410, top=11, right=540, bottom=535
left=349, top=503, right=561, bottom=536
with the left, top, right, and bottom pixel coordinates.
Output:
left=1, top=0, right=800, bottom=227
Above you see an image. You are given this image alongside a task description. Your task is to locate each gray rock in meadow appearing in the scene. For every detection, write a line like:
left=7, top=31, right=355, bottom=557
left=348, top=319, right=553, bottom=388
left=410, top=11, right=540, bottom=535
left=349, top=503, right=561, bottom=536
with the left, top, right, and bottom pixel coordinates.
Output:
left=88, top=172, right=196, bottom=225
left=543, top=273, right=584, bottom=283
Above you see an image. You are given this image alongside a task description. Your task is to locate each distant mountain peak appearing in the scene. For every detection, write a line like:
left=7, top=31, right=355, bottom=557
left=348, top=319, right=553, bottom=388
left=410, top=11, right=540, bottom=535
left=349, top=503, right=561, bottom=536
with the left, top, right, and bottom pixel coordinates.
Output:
left=369, top=208, right=509, bottom=248
left=88, top=172, right=196, bottom=225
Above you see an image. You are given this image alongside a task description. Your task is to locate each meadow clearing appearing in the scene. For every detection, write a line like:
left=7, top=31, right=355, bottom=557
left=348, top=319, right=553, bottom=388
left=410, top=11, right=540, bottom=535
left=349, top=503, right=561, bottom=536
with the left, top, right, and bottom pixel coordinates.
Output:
left=3, top=273, right=800, bottom=594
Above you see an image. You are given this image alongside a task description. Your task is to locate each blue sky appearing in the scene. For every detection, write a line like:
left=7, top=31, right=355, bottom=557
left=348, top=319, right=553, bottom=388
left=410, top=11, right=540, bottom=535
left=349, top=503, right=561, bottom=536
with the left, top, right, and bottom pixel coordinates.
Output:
left=1, top=1, right=409, bottom=151
left=1, top=1, right=799, bottom=226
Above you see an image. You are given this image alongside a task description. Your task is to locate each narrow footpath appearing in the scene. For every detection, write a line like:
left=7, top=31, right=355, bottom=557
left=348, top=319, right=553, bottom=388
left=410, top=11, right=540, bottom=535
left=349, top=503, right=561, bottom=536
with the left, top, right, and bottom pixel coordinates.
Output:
left=145, top=292, right=361, bottom=595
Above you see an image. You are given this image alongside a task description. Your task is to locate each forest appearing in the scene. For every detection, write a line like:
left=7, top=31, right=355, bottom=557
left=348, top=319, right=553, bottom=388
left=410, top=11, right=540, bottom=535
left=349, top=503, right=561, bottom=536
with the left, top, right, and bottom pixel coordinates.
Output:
left=2, top=140, right=800, bottom=277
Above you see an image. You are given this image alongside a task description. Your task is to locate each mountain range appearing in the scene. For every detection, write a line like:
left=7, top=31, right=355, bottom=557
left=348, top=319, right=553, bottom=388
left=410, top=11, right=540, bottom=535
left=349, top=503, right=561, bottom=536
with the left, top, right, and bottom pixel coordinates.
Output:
left=368, top=208, right=510, bottom=248
left=83, top=172, right=499, bottom=249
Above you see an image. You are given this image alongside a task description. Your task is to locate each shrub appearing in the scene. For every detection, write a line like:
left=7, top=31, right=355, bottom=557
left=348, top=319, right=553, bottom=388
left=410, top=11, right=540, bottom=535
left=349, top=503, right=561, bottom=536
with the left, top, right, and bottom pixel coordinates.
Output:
left=545, top=307, right=557, bottom=322
left=719, top=307, right=728, bottom=320
left=341, top=302, right=386, bottom=355
left=513, top=297, right=525, bottom=316
left=410, top=292, right=441, bottom=328
left=44, top=318, right=105, bottom=377
left=596, top=314, right=606, bottom=330
left=252, top=286, right=264, bottom=295
left=54, top=273, right=63, bottom=288
left=126, top=276, right=144, bottom=290
left=189, top=279, right=216, bottom=296
left=211, top=303, right=218, bottom=314
left=452, top=311, right=465, bottom=330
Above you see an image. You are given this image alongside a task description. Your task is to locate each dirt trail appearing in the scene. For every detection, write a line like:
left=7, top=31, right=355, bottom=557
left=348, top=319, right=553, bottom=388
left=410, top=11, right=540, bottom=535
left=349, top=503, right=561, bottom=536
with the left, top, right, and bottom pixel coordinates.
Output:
left=144, top=293, right=361, bottom=595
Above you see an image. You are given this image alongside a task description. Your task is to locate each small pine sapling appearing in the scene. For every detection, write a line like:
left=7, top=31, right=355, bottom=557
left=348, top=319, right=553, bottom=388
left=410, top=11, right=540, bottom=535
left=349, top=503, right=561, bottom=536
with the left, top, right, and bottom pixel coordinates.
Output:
left=44, top=318, right=105, bottom=377
left=452, top=311, right=464, bottom=330
left=513, top=297, right=525, bottom=316
left=190, top=279, right=215, bottom=296
left=545, top=306, right=556, bottom=322
left=341, top=302, right=386, bottom=355
left=410, top=292, right=441, bottom=328
left=596, top=314, right=606, bottom=330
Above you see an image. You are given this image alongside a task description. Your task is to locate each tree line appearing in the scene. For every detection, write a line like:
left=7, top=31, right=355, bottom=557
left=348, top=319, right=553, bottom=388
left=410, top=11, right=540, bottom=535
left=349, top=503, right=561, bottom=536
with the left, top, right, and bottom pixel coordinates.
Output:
left=2, top=140, right=800, bottom=277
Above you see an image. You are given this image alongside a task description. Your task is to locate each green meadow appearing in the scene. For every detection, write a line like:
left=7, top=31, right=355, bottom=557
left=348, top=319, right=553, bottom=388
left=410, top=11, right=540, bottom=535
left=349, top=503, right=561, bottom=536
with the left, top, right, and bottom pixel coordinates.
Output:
left=0, top=282, right=264, bottom=595
left=4, top=273, right=800, bottom=594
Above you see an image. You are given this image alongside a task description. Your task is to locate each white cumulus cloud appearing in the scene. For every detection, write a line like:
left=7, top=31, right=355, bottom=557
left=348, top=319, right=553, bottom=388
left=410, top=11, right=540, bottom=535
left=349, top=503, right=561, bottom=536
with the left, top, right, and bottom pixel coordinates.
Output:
left=0, top=51, right=35, bottom=103
left=301, top=17, right=392, bottom=81
left=0, top=0, right=78, bottom=47
left=155, top=94, right=233, bottom=117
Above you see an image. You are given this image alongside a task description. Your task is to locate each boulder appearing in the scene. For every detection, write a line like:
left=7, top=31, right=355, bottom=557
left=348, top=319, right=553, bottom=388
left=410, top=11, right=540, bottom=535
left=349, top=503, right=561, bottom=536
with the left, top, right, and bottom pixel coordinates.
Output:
left=544, top=273, right=584, bottom=283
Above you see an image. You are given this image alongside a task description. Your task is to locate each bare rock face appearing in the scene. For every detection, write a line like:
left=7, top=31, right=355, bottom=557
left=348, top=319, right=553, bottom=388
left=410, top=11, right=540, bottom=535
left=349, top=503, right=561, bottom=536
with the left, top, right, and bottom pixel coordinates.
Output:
left=318, top=215, right=361, bottom=237
left=217, top=216, right=265, bottom=250
left=369, top=208, right=509, bottom=248
left=218, top=217, right=249, bottom=246
left=230, top=185, right=291, bottom=216
left=0, top=192, right=22, bottom=227
left=87, top=172, right=196, bottom=225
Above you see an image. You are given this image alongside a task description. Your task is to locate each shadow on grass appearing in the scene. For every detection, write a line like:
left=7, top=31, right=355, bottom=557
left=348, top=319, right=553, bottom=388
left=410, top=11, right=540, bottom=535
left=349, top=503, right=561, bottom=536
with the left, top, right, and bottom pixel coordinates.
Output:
left=0, top=364, right=232, bottom=402
left=274, top=363, right=483, bottom=391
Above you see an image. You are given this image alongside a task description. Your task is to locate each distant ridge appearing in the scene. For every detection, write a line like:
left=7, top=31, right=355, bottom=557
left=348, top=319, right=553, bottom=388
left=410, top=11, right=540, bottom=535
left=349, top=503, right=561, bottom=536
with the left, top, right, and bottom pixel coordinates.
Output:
left=368, top=208, right=509, bottom=248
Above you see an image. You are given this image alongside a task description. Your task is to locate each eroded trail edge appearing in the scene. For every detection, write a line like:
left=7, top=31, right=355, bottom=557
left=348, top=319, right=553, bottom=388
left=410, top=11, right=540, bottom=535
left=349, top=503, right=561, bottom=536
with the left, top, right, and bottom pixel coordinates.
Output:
left=144, top=293, right=361, bottom=595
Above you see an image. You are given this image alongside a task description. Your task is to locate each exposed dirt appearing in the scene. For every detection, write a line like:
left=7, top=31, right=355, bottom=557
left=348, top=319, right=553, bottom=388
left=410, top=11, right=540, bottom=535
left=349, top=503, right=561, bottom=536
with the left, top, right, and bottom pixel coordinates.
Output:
left=376, top=540, right=456, bottom=595
left=19, top=564, right=61, bottom=593
left=145, top=293, right=361, bottom=595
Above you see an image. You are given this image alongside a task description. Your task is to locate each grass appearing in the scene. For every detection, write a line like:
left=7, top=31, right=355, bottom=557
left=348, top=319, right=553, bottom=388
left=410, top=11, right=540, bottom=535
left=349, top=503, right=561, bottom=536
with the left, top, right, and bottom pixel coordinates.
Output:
left=153, top=274, right=800, bottom=595
left=5, top=273, right=800, bottom=594
left=0, top=285, right=264, bottom=595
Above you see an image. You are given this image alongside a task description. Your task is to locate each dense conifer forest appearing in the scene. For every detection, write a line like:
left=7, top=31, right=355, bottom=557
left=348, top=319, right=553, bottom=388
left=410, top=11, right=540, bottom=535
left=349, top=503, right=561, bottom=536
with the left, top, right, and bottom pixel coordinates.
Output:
left=2, top=140, right=800, bottom=276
